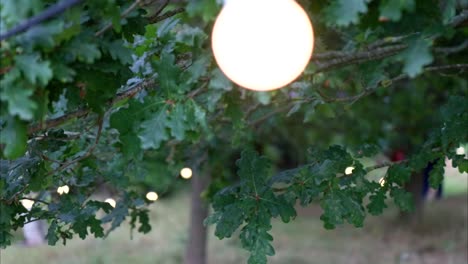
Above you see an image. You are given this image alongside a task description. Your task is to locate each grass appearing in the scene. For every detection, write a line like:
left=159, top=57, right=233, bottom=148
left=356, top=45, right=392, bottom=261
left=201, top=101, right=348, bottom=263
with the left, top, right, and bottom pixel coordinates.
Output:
left=1, top=165, right=466, bottom=264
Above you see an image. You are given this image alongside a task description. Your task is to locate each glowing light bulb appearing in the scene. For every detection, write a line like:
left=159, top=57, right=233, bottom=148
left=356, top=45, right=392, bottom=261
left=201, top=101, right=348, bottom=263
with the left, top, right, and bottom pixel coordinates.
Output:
left=212, top=0, right=314, bottom=91
left=146, top=191, right=159, bottom=201
left=180, top=167, right=193, bottom=179
left=345, top=166, right=355, bottom=175
left=379, top=178, right=386, bottom=187
left=105, top=198, right=116, bottom=208
left=456, top=146, right=465, bottom=155
left=57, top=185, right=70, bottom=195
left=20, top=199, right=35, bottom=210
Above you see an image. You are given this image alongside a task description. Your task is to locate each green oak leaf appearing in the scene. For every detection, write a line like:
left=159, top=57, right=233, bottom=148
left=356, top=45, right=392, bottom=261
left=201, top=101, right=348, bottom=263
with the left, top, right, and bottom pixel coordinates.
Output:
left=0, top=117, right=27, bottom=159
left=139, top=106, right=169, bottom=149
left=386, top=164, right=411, bottom=186
left=0, top=70, right=38, bottom=120
left=167, top=103, right=187, bottom=140
left=390, top=188, right=414, bottom=212
left=401, top=38, right=433, bottom=78
left=367, top=190, right=387, bottom=215
left=379, top=0, right=415, bottom=21
left=15, top=54, right=53, bottom=86
left=325, top=0, right=369, bottom=26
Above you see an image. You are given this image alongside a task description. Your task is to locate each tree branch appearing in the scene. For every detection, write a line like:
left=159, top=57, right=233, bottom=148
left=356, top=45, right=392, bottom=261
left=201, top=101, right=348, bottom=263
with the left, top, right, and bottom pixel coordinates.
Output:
left=0, top=0, right=82, bottom=41
left=321, top=63, right=468, bottom=103
left=449, top=9, right=468, bottom=27
left=46, top=116, right=104, bottom=176
left=28, top=79, right=155, bottom=135
left=148, top=7, right=185, bottom=24
left=95, top=0, right=143, bottom=37
left=313, top=45, right=407, bottom=73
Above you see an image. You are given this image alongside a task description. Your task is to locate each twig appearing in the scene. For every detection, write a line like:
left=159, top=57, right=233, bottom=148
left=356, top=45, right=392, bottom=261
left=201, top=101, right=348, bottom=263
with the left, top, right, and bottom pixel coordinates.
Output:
left=313, top=45, right=407, bottom=73
left=95, top=0, right=143, bottom=37
left=149, top=8, right=185, bottom=24
left=28, top=79, right=155, bottom=135
left=0, top=0, right=82, bottom=41
left=434, top=40, right=468, bottom=55
left=18, top=197, right=50, bottom=205
left=320, top=63, right=468, bottom=103
left=449, top=9, right=468, bottom=27
left=153, top=0, right=170, bottom=18
left=46, top=117, right=104, bottom=176
left=248, top=103, right=295, bottom=127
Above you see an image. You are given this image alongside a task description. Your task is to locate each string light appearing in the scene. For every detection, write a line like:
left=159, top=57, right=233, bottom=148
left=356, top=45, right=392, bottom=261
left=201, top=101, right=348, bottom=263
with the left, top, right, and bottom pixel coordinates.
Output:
left=146, top=191, right=159, bottom=201
left=105, top=198, right=116, bottom=208
left=180, top=167, right=193, bottom=179
left=211, top=0, right=314, bottom=91
left=345, top=166, right=355, bottom=175
left=57, top=185, right=70, bottom=195
left=379, top=178, right=386, bottom=187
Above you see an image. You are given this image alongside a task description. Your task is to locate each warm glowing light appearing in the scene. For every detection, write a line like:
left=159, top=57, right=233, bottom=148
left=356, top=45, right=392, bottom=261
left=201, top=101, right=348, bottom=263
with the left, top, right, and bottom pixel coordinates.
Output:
left=211, top=0, right=314, bottom=91
left=379, top=178, right=386, bottom=187
left=20, top=199, right=35, bottom=210
left=105, top=198, right=116, bottom=208
left=57, top=185, right=70, bottom=195
left=146, top=191, right=159, bottom=201
left=456, top=146, right=466, bottom=155
left=345, top=166, right=355, bottom=175
left=180, top=167, right=193, bottom=179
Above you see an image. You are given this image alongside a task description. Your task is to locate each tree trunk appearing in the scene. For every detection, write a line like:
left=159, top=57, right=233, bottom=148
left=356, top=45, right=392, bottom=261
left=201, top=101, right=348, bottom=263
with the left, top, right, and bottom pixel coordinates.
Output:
left=400, top=172, right=425, bottom=225
left=184, top=171, right=210, bottom=264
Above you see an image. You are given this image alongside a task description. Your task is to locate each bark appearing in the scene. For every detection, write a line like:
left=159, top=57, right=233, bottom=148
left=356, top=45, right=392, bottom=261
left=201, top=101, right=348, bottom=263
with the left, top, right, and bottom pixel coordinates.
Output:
left=400, top=172, right=425, bottom=225
left=23, top=220, right=46, bottom=246
left=184, top=171, right=210, bottom=264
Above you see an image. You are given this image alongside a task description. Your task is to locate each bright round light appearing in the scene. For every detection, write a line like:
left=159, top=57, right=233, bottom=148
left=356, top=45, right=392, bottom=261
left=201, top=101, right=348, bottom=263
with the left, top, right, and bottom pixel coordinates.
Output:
left=105, top=198, right=116, bottom=208
left=345, top=166, right=355, bottom=175
left=180, top=167, right=193, bottom=179
left=57, top=185, right=69, bottom=195
left=212, top=0, right=314, bottom=91
left=146, top=191, right=159, bottom=201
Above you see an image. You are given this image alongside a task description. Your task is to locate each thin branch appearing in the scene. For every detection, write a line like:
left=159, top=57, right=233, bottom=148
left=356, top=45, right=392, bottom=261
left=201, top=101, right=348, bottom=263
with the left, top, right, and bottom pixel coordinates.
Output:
left=18, top=197, right=50, bottom=205
left=153, top=0, right=170, bottom=18
left=28, top=79, right=155, bottom=135
left=434, top=40, right=468, bottom=55
left=321, top=63, right=468, bottom=103
left=95, top=0, right=143, bottom=37
left=46, top=117, right=104, bottom=176
left=248, top=103, right=295, bottom=127
left=313, top=45, right=407, bottom=73
left=0, top=0, right=82, bottom=41
left=148, top=7, right=185, bottom=24
left=449, top=9, right=468, bottom=27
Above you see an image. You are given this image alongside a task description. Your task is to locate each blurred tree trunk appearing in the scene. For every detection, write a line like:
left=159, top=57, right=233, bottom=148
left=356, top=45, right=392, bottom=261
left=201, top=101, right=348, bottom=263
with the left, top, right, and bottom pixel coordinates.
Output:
left=23, top=220, right=46, bottom=246
left=400, top=172, right=424, bottom=224
left=184, top=171, right=210, bottom=264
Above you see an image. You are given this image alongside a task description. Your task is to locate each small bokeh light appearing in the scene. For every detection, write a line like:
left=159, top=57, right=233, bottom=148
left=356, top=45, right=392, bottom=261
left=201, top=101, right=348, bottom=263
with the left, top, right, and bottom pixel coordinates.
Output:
left=20, top=199, right=35, bottom=210
left=105, top=198, right=116, bottom=208
left=345, top=166, right=355, bottom=175
left=146, top=191, right=159, bottom=202
left=57, top=185, right=70, bottom=195
left=180, top=167, right=193, bottom=179
left=456, top=146, right=465, bottom=155
left=379, top=177, right=386, bottom=187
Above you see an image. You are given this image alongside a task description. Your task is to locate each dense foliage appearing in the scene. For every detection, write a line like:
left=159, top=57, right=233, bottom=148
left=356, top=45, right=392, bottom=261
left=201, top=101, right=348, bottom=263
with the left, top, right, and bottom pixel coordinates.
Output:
left=1, top=0, right=467, bottom=263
